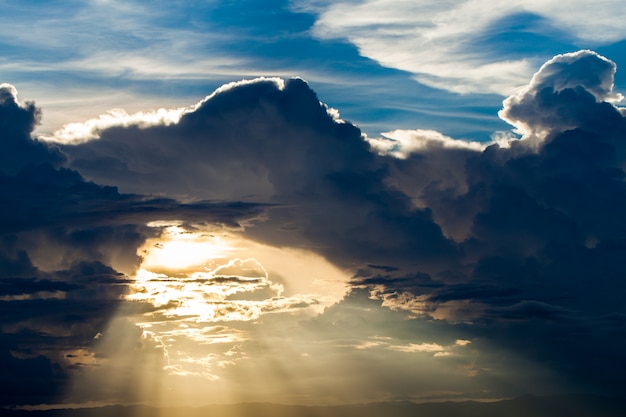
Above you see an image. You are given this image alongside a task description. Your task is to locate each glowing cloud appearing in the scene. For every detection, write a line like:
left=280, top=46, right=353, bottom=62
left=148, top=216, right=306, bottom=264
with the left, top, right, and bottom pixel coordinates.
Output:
left=124, top=223, right=351, bottom=381
left=367, top=129, right=485, bottom=159
left=40, top=107, right=189, bottom=144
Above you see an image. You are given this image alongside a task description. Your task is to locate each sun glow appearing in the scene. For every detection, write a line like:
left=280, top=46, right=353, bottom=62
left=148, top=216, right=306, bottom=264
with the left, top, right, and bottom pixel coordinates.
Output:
left=122, top=222, right=352, bottom=388
left=132, top=224, right=350, bottom=318
left=140, top=225, right=235, bottom=271
left=129, top=258, right=283, bottom=322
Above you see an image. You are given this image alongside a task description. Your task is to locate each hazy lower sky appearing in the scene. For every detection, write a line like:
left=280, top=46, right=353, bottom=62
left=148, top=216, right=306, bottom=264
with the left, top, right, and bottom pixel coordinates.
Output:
left=1, top=0, right=626, bottom=410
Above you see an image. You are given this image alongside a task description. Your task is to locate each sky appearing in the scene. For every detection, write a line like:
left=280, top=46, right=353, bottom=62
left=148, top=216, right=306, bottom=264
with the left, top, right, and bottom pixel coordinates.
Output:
left=2, top=0, right=626, bottom=410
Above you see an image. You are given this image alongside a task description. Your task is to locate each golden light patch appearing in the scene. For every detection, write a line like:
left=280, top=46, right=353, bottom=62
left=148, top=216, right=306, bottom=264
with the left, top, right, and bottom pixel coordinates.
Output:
left=125, top=223, right=351, bottom=380
left=140, top=225, right=235, bottom=271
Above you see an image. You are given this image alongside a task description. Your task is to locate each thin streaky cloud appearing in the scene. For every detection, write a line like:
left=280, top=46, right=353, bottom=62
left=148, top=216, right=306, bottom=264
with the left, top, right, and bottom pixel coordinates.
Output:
left=303, top=0, right=626, bottom=94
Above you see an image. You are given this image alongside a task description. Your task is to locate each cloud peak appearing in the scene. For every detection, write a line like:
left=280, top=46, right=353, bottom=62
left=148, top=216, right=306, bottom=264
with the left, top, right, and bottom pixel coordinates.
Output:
left=500, top=50, right=624, bottom=141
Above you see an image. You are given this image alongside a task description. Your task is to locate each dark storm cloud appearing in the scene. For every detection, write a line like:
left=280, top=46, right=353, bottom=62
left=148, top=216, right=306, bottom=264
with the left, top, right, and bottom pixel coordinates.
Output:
left=0, top=85, right=264, bottom=406
left=52, top=56, right=626, bottom=399
left=61, top=77, right=454, bottom=269
left=0, top=83, right=65, bottom=173
left=4, top=48, right=626, bottom=406
left=0, top=348, right=66, bottom=406
left=0, top=261, right=126, bottom=406
left=371, top=50, right=626, bottom=397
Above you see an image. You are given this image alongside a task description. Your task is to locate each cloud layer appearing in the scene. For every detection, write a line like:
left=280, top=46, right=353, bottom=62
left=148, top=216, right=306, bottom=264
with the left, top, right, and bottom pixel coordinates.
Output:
left=2, top=49, right=626, bottom=406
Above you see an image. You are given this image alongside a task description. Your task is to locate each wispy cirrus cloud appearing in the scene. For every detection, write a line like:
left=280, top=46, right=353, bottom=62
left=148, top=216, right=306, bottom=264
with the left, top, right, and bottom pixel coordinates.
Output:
left=298, top=0, right=626, bottom=94
left=0, top=0, right=255, bottom=134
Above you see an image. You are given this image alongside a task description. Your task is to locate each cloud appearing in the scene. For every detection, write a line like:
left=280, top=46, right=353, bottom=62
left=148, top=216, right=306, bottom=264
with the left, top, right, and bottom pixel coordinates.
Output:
left=41, top=107, right=189, bottom=144
left=0, top=349, right=66, bottom=406
left=0, top=83, right=64, bottom=174
left=0, top=83, right=18, bottom=103
left=367, top=129, right=486, bottom=159
left=387, top=342, right=445, bottom=353
left=57, top=77, right=455, bottom=270
left=0, top=261, right=129, bottom=406
left=357, top=50, right=626, bottom=396
left=0, top=83, right=265, bottom=406
left=0, top=1, right=246, bottom=82
left=499, top=50, right=624, bottom=141
left=306, top=0, right=534, bottom=94
left=4, top=48, right=626, bottom=406
left=301, top=0, right=626, bottom=94
left=43, top=56, right=626, bottom=399
left=0, top=0, right=267, bottom=138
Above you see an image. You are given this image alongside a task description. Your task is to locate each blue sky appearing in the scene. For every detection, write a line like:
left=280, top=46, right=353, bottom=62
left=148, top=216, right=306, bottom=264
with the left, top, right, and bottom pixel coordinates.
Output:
left=2, top=0, right=626, bottom=142
left=2, top=0, right=626, bottom=411
left=3, top=0, right=626, bottom=140
left=0, top=0, right=607, bottom=141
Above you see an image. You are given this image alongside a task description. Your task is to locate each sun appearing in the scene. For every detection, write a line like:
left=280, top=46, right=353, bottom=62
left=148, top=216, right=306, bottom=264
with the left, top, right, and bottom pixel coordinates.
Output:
left=140, top=224, right=235, bottom=272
